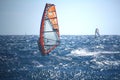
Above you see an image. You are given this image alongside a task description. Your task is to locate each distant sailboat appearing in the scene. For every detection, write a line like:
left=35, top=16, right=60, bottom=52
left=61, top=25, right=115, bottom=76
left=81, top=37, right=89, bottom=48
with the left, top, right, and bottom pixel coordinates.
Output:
left=95, top=28, right=100, bottom=38
left=38, top=3, right=60, bottom=55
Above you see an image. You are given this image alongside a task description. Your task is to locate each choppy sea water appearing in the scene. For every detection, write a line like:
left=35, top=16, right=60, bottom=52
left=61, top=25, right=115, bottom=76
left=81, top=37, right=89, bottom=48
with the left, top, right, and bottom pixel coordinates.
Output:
left=0, top=35, right=120, bottom=80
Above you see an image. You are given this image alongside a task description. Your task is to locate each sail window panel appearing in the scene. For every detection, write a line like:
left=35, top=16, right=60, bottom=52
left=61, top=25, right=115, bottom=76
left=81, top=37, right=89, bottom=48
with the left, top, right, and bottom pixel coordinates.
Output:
left=44, top=20, right=58, bottom=45
left=44, top=32, right=57, bottom=45
left=44, top=32, right=58, bottom=51
left=44, top=20, right=53, bottom=32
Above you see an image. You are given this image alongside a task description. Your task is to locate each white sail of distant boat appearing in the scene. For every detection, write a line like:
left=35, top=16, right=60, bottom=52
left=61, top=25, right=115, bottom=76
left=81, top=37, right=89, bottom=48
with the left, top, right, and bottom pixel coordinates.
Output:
left=95, top=28, right=100, bottom=38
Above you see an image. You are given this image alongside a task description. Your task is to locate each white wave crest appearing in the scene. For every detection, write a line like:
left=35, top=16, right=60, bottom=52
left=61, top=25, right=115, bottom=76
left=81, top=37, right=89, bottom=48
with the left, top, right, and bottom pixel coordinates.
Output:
left=66, top=48, right=98, bottom=57
left=32, top=60, right=44, bottom=68
left=67, top=48, right=120, bottom=57
left=90, top=59, right=120, bottom=69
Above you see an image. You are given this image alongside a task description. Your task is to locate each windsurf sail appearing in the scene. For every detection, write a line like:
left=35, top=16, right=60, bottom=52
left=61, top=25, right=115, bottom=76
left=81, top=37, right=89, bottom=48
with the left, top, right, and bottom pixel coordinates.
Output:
left=95, top=28, right=100, bottom=38
left=38, top=3, right=60, bottom=55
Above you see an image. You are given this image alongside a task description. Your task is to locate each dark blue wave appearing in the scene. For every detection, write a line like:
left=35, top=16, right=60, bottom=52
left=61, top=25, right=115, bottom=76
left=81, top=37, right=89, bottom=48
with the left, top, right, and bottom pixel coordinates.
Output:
left=0, top=35, right=120, bottom=80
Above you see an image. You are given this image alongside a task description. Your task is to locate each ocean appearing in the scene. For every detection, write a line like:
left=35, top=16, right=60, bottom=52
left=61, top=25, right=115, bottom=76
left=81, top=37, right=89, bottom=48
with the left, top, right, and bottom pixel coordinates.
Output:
left=0, top=35, right=120, bottom=80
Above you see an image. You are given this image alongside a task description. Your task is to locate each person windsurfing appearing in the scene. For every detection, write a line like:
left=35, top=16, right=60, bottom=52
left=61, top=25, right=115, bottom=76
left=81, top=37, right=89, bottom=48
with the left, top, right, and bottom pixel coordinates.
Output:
left=95, top=28, right=100, bottom=38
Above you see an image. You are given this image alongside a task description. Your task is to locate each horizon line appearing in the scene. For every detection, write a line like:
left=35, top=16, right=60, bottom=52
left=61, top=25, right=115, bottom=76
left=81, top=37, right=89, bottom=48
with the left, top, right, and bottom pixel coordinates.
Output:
left=0, top=34, right=120, bottom=36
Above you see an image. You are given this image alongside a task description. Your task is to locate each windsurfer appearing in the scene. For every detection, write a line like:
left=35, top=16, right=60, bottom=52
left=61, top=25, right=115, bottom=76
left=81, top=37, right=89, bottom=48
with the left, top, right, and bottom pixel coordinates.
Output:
left=38, top=3, right=60, bottom=55
left=95, top=28, right=100, bottom=38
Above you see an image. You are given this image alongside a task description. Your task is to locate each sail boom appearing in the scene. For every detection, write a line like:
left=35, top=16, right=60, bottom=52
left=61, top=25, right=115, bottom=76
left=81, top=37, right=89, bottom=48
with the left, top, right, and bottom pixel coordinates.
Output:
left=45, top=17, right=57, bottom=20
left=45, top=44, right=59, bottom=46
left=44, top=31, right=56, bottom=33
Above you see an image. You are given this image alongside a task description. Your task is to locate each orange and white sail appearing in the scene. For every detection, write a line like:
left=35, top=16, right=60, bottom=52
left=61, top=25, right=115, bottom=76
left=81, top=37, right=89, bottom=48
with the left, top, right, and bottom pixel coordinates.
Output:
left=38, top=3, right=60, bottom=55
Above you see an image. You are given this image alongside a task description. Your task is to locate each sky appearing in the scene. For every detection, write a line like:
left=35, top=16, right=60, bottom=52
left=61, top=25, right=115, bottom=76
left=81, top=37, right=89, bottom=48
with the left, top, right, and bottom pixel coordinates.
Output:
left=0, top=0, right=120, bottom=35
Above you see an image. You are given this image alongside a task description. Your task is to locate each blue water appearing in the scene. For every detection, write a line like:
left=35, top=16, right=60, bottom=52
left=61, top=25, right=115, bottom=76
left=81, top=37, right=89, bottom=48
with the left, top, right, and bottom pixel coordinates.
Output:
left=0, top=35, right=120, bottom=80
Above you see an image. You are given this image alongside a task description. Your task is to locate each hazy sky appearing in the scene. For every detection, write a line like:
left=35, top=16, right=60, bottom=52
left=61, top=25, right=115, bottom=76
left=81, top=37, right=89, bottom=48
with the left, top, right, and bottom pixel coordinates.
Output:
left=0, top=0, right=120, bottom=35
